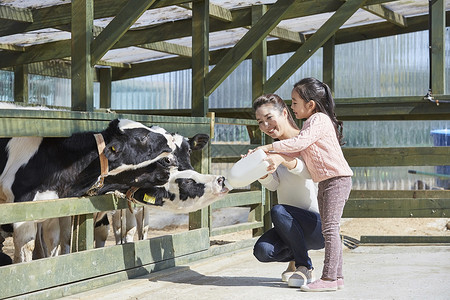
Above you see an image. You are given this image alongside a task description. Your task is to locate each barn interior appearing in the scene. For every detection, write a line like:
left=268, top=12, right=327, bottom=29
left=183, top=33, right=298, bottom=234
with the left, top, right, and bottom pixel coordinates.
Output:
left=0, top=0, right=449, bottom=298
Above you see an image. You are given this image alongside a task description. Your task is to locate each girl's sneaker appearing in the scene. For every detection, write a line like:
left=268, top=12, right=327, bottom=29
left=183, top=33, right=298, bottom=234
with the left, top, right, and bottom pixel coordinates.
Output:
left=300, top=278, right=338, bottom=292
left=281, top=261, right=296, bottom=282
left=337, top=278, right=344, bottom=290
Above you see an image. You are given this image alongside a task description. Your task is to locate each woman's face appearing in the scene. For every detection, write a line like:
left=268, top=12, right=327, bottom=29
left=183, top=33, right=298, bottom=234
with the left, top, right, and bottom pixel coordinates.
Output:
left=255, top=103, right=287, bottom=140
left=291, top=89, right=315, bottom=120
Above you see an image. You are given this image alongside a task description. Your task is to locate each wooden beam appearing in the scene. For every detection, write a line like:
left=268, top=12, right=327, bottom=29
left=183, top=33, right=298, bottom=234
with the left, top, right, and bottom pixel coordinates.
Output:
left=360, top=236, right=450, bottom=244
left=190, top=1, right=210, bottom=231
left=138, top=41, right=192, bottom=57
left=0, top=0, right=404, bottom=69
left=91, top=0, right=157, bottom=65
left=71, top=0, right=94, bottom=111
left=205, top=0, right=298, bottom=97
left=343, top=198, right=450, bottom=218
left=0, top=5, right=33, bottom=22
left=264, top=0, right=368, bottom=94
left=14, top=65, right=28, bottom=103
left=344, top=147, right=450, bottom=167
left=0, top=43, right=26, bottom=52
left=0, top=0, right=194, bottom=37
left=63, top=57, right=131, bottom=69
left=178, top=2, right=233, bottom=22
left=322, top=36, right=335, bottom=94
left=111, top=13, right=443, bottom=81
left=99, top=67, right=112, bottom=108
left=363, top=4, right=407, bottom=27
left=268, top=26, right=306, bottom=43
left=252, top=5, right=267, bottom=101
left=245, top=24, right=306, bottom=43
left=430, top=0, right=446, bottom=94
left=0, top=40, right=70, bottom=69
left=27, top=60, right=72, bottom=79
left=191, top=0, right=209, bottom=118
left=0, top=0, right=396, bottom=38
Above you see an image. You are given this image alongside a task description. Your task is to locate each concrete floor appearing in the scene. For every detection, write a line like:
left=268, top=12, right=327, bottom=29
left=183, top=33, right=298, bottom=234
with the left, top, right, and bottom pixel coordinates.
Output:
left=62, top=245, right=450, bottom=300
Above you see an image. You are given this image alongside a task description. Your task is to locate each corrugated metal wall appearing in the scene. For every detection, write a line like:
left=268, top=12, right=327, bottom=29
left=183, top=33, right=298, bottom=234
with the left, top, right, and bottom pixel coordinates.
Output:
left=0, top=30, right=449, bottom=190
left=0, top=30, right=447, bottom=107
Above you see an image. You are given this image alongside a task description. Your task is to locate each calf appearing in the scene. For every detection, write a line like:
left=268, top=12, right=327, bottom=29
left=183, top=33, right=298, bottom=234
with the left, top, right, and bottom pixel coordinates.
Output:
left=108, top=132, right=229, bottom=244
left=0, top=119, right=175, bottom=262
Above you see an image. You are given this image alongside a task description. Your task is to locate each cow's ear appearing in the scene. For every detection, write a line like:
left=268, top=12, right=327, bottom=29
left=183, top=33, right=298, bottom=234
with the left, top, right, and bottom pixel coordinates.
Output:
left=104, top=119, right=123, bottom=136
left=189, top=134, right=209, bottom=151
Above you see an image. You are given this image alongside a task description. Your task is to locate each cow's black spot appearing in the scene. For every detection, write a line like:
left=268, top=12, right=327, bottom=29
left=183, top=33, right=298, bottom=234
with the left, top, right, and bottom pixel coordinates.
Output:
left=0, top=138, right=11, bottom=174
left=175, top=178, right=206, bottom=201
left=0, top=224, right=13, bottom=233
left=0, top=252, right=12, bottom=266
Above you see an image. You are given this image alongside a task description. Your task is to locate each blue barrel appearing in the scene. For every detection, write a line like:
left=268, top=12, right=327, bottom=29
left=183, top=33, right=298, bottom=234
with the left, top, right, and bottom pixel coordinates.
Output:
left=430, top=129, right=450, bottom=189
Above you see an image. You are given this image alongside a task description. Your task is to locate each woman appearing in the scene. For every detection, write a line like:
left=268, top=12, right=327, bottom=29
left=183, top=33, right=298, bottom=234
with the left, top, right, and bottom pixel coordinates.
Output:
left=252, top=94, right=324, bottom=288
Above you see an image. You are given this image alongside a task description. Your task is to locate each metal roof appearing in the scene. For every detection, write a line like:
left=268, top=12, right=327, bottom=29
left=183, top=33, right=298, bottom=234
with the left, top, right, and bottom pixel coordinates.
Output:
left=0, top=0, right=448, bottom=75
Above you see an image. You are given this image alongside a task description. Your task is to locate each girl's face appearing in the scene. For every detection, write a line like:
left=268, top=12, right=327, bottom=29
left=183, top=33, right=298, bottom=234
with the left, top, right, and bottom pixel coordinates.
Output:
left=255, top=103, right=288, bottom=140
left=291, top=89, right=315, bottom=120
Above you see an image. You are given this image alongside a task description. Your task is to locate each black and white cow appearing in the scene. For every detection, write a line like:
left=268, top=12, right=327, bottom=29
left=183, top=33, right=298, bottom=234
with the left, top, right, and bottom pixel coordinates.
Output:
left=107, top=133, right=229, bottom=245
left=0, top=118, right=229, bottom=262
left=0, top=119, right=176, bottom=262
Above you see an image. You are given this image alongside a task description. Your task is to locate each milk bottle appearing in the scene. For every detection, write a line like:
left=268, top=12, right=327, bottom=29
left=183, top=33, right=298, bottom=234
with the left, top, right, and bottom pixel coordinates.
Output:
left=224, top=149, right=270, bottom=189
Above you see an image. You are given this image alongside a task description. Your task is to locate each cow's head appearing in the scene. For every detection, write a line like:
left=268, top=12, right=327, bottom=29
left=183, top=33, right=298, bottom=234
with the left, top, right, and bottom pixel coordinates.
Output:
left=133, top=169, right=228, bottom=213
left=172, top=133, right=209, bottom=171
left=124, top=131, right=229, bottom=213
left=102, top=119, right=176, bottom=176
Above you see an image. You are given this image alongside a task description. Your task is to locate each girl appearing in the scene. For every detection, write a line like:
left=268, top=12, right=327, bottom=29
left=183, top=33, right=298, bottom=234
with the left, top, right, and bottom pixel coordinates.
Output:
left=256, top=77, right=353, bottom=292
left=251, top=94, right=324, bottom=288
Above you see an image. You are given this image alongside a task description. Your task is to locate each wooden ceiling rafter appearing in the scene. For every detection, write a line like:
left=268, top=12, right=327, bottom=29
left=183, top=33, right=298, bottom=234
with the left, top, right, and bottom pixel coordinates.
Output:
left=0, top=0, right=402, bottom=69
left=363, top=4, right=407, bottom=27
left=177, top=2, right=233, bottom=22
left=137, top=42, right=193, bottom=58
left=0, top=5, right=33, bottom=23
left=0, top=0, right=194, bottom=37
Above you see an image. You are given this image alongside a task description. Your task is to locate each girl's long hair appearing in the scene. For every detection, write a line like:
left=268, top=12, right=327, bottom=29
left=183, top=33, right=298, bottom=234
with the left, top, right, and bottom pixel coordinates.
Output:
left=252, top=94, right=299, bottom=131
left=293, top=77, right=345, bottom=145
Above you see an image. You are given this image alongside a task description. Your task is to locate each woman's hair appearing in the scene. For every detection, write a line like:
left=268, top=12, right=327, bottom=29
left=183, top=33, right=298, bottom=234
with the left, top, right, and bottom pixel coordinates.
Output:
left=252, top=93, right=299, bottom=131
left=293, top=77, right=345, bottom=145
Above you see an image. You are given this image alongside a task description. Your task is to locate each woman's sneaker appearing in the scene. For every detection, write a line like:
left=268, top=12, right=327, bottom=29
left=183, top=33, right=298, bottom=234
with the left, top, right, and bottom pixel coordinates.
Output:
left=287, top=266, right=314, bottom=288
left=300, top=278, right=338, bottom=292
left=281, top=261, right=296, bottom=282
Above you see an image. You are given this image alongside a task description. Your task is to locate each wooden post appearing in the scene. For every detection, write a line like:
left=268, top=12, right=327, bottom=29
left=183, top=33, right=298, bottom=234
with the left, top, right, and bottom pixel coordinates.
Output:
left=71, top=0, right=94, bottom=111
left=252, top=4, right=267, bottom=102
left=99, top=67, right=112, bottom=109
left=13, top=64, right=28, bottom=103
left=430, top=0, right=445, bottom=94
left=72, top=214, right=94, bottom=252
left=191, top=0, right=209, bottom=118
left=250, top=4, right=269, bottom=237
left=323, top=35, right=335, bottom=96
left=189, top=0, right=210, bottom=230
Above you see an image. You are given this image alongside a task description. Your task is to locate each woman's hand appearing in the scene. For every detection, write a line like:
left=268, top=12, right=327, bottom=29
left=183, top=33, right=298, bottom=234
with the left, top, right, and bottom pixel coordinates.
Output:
left=264, top=153, right=284, bottom=173
left=264, top=153, right=298, bottom=173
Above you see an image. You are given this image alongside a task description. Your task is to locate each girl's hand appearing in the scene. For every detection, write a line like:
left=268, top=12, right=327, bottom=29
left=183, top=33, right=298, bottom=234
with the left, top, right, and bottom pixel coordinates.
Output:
left=253, top=144, right=273, bottom=154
